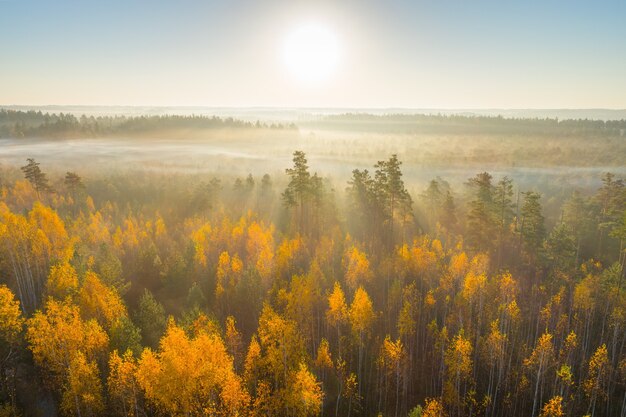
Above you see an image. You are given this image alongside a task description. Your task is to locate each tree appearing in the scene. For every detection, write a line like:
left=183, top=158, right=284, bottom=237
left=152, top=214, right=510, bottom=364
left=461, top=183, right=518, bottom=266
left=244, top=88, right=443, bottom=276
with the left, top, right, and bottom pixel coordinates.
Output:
left=544, top=224, right=577, bottom=271
left=20, top=158, right=53, bottom=198
left=136, top=319, right=249, bottom=416
left=0, top=202, right=73, bottom=312
left=78, top=271, right=127, bottom=329
left=422, top=397, right=448, bottom=417
left=61, top=351, right=105, bottom=417
left=466, top=172, right=496, bottom=253
left=283, top=151, right=312, bottom=235
left=563, top=191, right=594, bottom=265
left=441, top=191, right=458, bottom=232
left=256, top=305, right=306, bottom=385
left=347, top=169, right=378, bottom=240
left=64, top=171, right=85, bottom=198
left=374, top=155, right=413, bottom=248
left=493, top=176, right=515, bottom=267
left=327, top=282, right=349, bottom=357
left=350, top=287, right=375, bottom=397
left=583, top=344, right=610, bottom=417
left=444, top=330, right=473, bottom=416
left=26, top=299, right=108, bottom=384
left=46, top=262, right=79, bottom=300
left=539, top=396, right=564, bottom=417
left=252, top=305, right=316, bottom=416
left=380, top=336, right=406, bottom=417
left=524, top=332, right=555, bottom=417
left=421, top=179, right=444, bottom=231
left=594, top=173, right=625, bottom=256
left=343, top=246, right=372, bottom=290
left=225, top=316, right=244, bottom=371
left=244, top=335, right=262, bottom=387
left=315, top=338, right=333, bottom=370
left=135, top=289, right=166, bottom=349
left=0, top=286, right=24, bottom=412
left=108, top=350, right=141, bottom=417
left=215, top=251, right=243, bottom=317
left=109, top=316, right=142, bottom=358
left=0, top=286, right=24, bottom=348
left=287, top=362, right=324, bottom=417
left=520, top=191, right=546, bottom=259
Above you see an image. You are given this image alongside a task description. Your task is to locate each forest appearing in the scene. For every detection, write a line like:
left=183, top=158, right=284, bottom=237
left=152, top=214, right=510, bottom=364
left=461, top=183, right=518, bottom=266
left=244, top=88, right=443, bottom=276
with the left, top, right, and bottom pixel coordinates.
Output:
left=0, top=110, right=295, bottom=139
left=0, top=116, right=625, bottom=417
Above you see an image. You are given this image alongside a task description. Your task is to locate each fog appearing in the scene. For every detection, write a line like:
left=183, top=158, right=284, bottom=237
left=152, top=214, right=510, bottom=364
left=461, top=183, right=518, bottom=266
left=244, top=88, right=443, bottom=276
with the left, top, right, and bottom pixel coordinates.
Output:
left=2, top=132, right=623, bottom=194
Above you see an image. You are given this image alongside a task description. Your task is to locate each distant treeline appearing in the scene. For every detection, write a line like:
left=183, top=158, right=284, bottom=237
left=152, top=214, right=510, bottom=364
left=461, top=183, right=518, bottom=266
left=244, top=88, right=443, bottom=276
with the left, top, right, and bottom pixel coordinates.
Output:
left=0, top=109, right=296, bottom=139
left=314, top=112, right=626, bottom=136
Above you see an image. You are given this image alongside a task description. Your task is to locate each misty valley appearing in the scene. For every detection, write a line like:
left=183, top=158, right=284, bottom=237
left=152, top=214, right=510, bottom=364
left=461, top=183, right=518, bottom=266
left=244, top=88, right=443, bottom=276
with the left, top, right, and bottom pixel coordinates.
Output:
left=0, top=110, right=624, bottom=417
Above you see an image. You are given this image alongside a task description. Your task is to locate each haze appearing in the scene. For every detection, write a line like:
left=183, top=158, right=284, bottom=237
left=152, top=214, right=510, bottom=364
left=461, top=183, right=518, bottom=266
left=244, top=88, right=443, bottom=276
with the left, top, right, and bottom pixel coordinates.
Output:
left=1, top=0, right=626, bottom=108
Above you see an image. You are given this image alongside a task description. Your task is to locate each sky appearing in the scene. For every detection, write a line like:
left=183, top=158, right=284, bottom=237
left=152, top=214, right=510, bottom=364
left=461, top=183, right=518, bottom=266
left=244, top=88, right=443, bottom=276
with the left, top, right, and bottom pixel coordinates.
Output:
left=1, top=0, right=625, bottom=108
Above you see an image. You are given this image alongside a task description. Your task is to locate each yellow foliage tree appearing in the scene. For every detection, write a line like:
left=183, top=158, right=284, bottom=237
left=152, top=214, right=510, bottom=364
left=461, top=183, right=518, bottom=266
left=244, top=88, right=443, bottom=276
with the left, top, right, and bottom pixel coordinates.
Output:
left=524, top=332, right=555, bottom=417
left=46, top=262, right=78, bottom=300
left=61, top=351, right=105, bottom=417
left=444, top=330, right=473, bottom=412
left=422, top=397, right=448, bottom=417
left=0, top=203, right=73, bottom=312
left=350, top=286, right=374, bottom=397
left=246, top=221, right=275, bottom=286
left=136, top=319, right=249, bottom=416
left=287, top=362, right=323, bottom=417
left=539, top=395, right=564, bottom=417
left=315, top=338, right=333, bottom=370
left=191, top=223, right=212, bottom=267
left=78, top=271, right=127, bottom=329
left=583, top=344, right=610, bottom=416
left=0, top=285, right=24, bottom=347
left=26, top=299, right=108, bottom=381
left=380, top=335, right=406, bottom=417
left=108, top=349, right=141, bottom=417
left=343, top=246, right=372, bottom=290
left=326, top=282, right=349, bottom=357
left=225, top=316, right=244, bottom=370
left=244, top=335, right=262, bottom=387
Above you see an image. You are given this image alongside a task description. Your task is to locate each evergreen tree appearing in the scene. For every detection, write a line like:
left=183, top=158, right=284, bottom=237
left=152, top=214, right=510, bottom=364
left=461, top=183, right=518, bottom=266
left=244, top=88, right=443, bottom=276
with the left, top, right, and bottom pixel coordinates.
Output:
left=520, top=191, right=546, bottom=259
left=283, top=151, right=312, bottom=234
left=20, top=158, right=53, bottom=198
left=466, top=172, right=496, bottom=253
left=374, top=154, right=413, bottom=248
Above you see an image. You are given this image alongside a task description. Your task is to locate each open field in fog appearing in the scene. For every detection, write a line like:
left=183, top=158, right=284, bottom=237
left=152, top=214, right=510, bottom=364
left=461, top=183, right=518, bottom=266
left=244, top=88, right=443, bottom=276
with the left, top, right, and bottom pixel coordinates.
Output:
left=1, top=128, right=624, bottom=192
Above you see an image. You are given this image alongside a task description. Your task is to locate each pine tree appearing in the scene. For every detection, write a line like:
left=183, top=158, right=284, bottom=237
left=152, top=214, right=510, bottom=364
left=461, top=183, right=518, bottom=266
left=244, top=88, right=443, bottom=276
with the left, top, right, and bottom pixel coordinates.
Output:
left=20, top=158, right=53, bottom=198
left=520, top=191, right=546, bottom=259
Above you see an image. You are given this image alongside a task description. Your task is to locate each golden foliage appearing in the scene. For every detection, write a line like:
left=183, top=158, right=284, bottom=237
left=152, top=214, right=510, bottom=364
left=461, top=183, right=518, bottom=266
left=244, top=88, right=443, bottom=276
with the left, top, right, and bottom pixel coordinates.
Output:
left=343, top=246, right=372, bottom=290
left=78, top=271, right=127, bottom=328
left=583, top=344, right=610, bottom=401
left=136, top=320, right=249, bottom=416
left=46, top=262, right=78, bottom=300
left=27, top=298, right=108, bottom=380
left=350, top=286, right=375, bottom=337
left=539, top=396, right=564, bottom=417
left=0, top=285, right=24, bottom=346
left=327, top=282, right=349, bottom=328
left=108, top=349, right=140, bottom=417
left=61, top=351, right=105, bottom=417
left=315, top=338, right=333, bottom=369
left=287, top=362, right=323, bottom=417
left=422, top=397, right=448, bottom=417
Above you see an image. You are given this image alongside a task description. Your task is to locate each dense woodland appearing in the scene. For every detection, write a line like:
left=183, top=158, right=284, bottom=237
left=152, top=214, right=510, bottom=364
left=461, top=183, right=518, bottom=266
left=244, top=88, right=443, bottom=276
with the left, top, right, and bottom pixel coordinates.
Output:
left=306, top=113, right=626, bottom=136
left=0, top=147, right=625, bottom=417
left=0, top=110, right=294, bottom=139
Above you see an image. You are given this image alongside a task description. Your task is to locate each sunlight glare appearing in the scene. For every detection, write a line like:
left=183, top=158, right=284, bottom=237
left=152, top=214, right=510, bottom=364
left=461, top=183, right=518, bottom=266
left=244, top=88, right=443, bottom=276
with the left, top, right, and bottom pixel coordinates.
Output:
left=282, top=23, right=340, bottom=85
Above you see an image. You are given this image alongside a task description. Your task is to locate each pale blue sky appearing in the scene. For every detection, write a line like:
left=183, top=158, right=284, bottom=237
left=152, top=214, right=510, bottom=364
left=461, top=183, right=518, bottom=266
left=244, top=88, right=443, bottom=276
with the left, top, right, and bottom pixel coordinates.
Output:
left=1, top=0, right=625, bottom=108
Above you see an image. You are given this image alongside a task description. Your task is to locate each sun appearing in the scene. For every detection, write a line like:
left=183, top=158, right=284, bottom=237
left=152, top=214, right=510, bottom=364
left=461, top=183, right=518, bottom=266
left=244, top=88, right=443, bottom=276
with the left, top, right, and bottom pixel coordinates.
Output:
left=282, top=23, right=340, bottom=85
